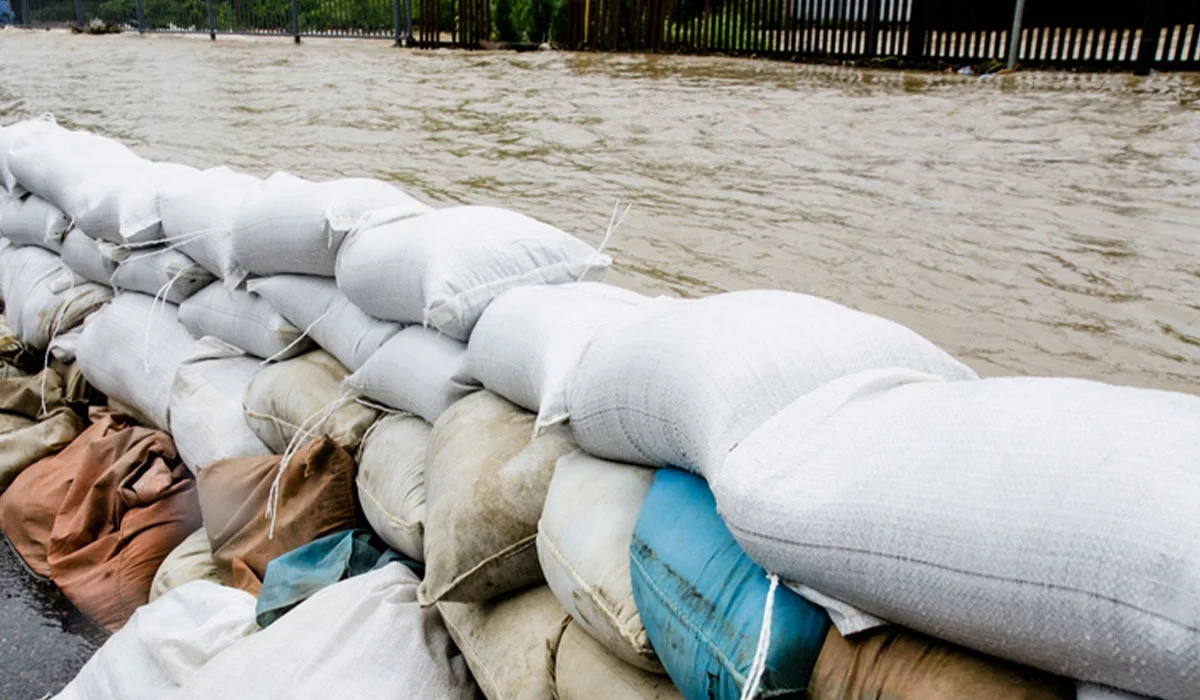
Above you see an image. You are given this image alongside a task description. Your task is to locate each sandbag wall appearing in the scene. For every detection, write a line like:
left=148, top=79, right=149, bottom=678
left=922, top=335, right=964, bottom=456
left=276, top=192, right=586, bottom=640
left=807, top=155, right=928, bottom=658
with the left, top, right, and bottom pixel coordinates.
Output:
left=0, top=115, right=1194, bottom=700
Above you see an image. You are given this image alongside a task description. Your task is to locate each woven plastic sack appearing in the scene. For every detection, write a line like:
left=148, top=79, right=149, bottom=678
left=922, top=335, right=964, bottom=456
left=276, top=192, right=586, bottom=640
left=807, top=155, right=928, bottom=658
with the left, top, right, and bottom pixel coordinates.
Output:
left=232, top=172, right=431, bottom=277
left=61, top=228, right=125, bottom=285
left=76, top=293, right=198, bottom=431
left=336, top=205, right=611, bottom=340
left=159, top=166, right=260, bottom=284
left=0, top=115, right=61, bottom=195
left=0, top=244, right=111, bottom=349
left=178, top=282, right=312, bottom=361
left=249, top=274, right=401, bottom=372
left=716, top=368, right=1200, bottom=700
left=467, top=282, right=645, bottom=433
left=112, top=247, right=216, bottom=303
left=556, top=622, right=682, bottom=700
left=150, top=528, right=224, bottom=603
left=345, top=326, right=479, bottom=424
left=0, top=193, right=71, bottom=252
left=356, top=414, right=430, bottom=562
left=567, top=290, right=976, bottom=478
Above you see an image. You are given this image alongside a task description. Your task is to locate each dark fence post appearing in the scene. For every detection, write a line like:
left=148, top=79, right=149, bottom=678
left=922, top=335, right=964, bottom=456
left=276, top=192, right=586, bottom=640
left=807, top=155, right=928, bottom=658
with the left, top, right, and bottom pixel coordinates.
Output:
left=20, top=0, right=31, bottom=25
left=1134, top=0, right=1162, bottom=75
left=1006, top=0, right=1025, bottom=69
left=406, top=0, right=413, bottom=44
left=73, top=0, right=84, bottom=25
left=906, top=0, right=926, bottom=58
left=291, top=0, right=300, bottom=42
left=865, top=0, right=880, bottom=56
left=135, top=0, right=145, bottom=32
left=207, top=0, right=215, bottom=38
left=393, top=0, right=402, bottom=44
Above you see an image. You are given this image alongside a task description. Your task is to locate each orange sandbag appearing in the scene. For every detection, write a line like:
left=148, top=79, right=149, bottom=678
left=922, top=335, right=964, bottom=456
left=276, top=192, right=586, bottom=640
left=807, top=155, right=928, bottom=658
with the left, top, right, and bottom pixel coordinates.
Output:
left=199, top=437, right=361, bottom=596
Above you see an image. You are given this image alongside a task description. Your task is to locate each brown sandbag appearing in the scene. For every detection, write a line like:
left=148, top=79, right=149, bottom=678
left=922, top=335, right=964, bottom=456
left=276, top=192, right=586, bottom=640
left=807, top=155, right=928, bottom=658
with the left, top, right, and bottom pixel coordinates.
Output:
left=808, top=625, right=1074, bottom=700
left=198, top=437, right=360, bottom=596
left=46, top=412, right=201, bottom=631
left=0, top=407, right=83, bottom=492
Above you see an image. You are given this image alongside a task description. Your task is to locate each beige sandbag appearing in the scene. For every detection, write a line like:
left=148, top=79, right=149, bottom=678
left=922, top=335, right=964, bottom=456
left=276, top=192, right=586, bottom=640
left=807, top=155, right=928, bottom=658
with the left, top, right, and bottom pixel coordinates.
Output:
left=356, top=414, right=429, bottom=562
left=555, top=621, right=682, bottom=700
left=0, top=407, right=82, bottom=492
left=242, top=349, right=379, bottom=453
left=149, top=527, right=223, bottom=603
left=419, top=390, right=577, bottom=606
left=438, top=586, right=569, bottom=700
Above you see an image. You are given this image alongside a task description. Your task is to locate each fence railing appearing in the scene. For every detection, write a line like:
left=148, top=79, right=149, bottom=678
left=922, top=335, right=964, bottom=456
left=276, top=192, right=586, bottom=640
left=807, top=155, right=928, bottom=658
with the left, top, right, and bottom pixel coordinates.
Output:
left=11, top=0, right=1200, bottom=72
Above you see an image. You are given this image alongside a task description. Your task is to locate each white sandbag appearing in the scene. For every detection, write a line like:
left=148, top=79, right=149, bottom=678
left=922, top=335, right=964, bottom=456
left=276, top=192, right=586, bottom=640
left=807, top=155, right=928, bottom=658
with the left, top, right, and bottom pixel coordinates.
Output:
left=248, top=275, right=402, bottom=372
left=537, top=450, right=662, bottom=673
left=0, top=193, right=71, bottom=252
left=242, top=349, right=379, bottom=453
left=168, top=563, right=477, bottom=700
left=170, top=337, right=273, bottom=473
left=55, top=581, right=257, bottom=700
left=345, top=326, right=479, bottom=424
left=438, top=586, right=570, bottom=700
left=159, top=166, right=260, bottom=284
left=556, top=621, right=681, bottom=700
left=336, top=205, right=611, bottom=341
left=231, top=172, right=431, bottom=277
left=356, top=414, right=429, bottom=562
left=61, top=228, right=126, bottom=285
left=150, top=528, right=224, bottom=603
left=73, top=161, right=198, bottom=245
left=77, top=293, right=198, bottom=431
left=0, top=244, right=111, bottom=349
left=567, top=290, right=977, bottom=478
left=112, top=247, right=216, bottom=303
left=467, top=282, right=645, bottom=432
left=178, top=282, right=312, bottom=361
left=715, top=368, right=1200, bottom=700
left=0, top=115, right=61, bottom=195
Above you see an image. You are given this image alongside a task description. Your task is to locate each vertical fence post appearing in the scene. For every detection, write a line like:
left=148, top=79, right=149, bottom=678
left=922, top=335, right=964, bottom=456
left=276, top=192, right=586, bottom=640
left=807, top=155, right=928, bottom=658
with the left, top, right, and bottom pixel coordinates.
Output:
left=73, top=0, right=84, bottom=25
left=20, top=0, right=31, bottom=25
left=207, top=0, right=215, bottom=38
left=1133, top=0, right=1162, bottom=75
left=865, top=0, right=880, bottom=56
left=393, top=0, right=402, bottom=44
left=291, top=0, right=300, bottom=42
left=135, top=0, right=145, bottom=32
left=1005, top=0, right=1025, bottom=69
left=905, top=0, right=926, bottom=58
left=406, top=0, right=413, bottom=44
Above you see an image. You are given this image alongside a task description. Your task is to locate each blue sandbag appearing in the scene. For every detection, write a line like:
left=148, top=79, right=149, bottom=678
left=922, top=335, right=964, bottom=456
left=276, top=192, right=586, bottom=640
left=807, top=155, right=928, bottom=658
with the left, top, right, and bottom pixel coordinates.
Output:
left=630, top=469, right=830, bottom=700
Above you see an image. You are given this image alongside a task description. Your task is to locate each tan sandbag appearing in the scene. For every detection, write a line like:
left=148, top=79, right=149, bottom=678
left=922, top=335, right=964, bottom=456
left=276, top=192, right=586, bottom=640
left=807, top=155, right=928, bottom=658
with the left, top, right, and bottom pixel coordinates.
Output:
left=555, top=621, right=682, bottom=700
left=419, top=390, right=577, bottom=606
left=49, top=357, right=96, bottom=405
left=149, top=527, right=223, bottom=603
left=0, top=406, right=83, bottom=492
left=198, top=437, right=361, bottom=596
left=356, top=413, right=429, bottom=562
left=438, top=585, right=570, bottom=700
left=808, top=625, right=1075, bottom=700
left=0, top=366, right=64, bottom=418
left=242, top=349, right=379, bottom=453
left=0, top=413, right=32, bottom=433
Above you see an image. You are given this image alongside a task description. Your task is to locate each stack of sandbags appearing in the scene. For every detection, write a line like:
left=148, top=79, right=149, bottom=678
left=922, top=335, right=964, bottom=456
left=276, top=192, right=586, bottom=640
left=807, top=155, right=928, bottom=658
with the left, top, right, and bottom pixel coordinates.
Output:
left=716, top=369, right=1200, bottom=700
left=0, top=365, right=85, bottom=491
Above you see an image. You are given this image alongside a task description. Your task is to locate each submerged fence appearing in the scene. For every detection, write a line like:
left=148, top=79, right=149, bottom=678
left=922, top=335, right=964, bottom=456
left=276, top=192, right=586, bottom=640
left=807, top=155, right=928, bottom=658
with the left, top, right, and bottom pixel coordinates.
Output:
left=10, top=0, right=1200, bottom=71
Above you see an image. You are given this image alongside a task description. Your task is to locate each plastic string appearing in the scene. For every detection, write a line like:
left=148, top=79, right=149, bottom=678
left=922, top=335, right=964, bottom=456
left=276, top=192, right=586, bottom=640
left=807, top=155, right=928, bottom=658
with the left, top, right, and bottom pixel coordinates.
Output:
left=258, top=309, right=328, bottom=365
left=576, top=200, right=631, bottom=282
left=738, top=573, right=779, bottom=700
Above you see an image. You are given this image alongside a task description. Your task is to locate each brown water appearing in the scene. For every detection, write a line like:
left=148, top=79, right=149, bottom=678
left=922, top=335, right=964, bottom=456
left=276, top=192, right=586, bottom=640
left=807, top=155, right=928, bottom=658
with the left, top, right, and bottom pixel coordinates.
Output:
left=2, top=29, right=1198, bottom=392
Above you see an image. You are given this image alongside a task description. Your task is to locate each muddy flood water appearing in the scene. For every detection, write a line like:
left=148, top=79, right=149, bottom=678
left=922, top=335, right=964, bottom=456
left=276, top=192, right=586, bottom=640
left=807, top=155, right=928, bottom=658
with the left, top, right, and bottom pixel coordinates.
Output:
left=0, top=28, right=1198, bottom=690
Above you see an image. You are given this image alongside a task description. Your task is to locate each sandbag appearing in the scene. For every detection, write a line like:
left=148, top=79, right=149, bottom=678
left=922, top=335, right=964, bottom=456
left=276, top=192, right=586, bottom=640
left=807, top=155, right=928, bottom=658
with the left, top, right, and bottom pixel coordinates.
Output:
left=715, top=368, right=1200, bottom=700
left=170, top=563, right=477, bottom=700
left=0, top=115, right=61, bottom=194
left=0, top=407, right=82, bottom=492
left=242, top=349, right=379, bottom=453
left=150, top=527, right=224, bottom=603
left=420, top=391, right=577, bottom=605
left=567, top=290, right=977, bottom=478
left=0, top=193, right=71, bottom=251
left=538, top=450, right=661, bottom=672
left=345, top=326, right=479, bottom=424
left=556, top=621, right=682, bottom=700
left=336, top=205, right=611, bottom=340
left=111, top=246, right=216, bottom=303
left=249, top=274, right=402, bottom=372
left=198, top=437, right=361, bottom=596
left=438, top=585, right=570, bottom=700
left=178, top=282, right=312, bottom=360
left=61, top=227, right=124, bottom=285
left=169, top=337, right=272, bottom=473
left=468, top=283, right=645, bottom=432
left=355, top=413, right=429, bottom=561
left=159, top=166, right=260, bottom=284
left=0, top=244, right=111, bottom=349
left=232, top=172, right=431, bottom=277
left=631, top=468, right=830, bottom=700
left=77, top=293, right=198, bottom=431
left=55, top=581, right=257, bottom=700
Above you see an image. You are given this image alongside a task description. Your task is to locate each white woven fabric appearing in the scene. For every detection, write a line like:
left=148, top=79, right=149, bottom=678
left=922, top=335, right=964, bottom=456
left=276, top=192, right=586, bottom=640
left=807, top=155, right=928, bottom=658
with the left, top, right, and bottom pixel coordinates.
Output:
left=0, top=193, right=71, bottom=252
left=170, top=337, right=273, bottom=473
left=166, top=563, right=477, bottom=700
left=0, top=115, right=61, bottom=195
left=61, top=228, right=124, bottom=286
left=159, top=166, right=260, bottom=284
left=356, top=414, right=430, bottom=561
left=76, top=293, right=198, bottom=431
left=112, top=246, right=216, bottom=303
left=178, top=282, right=312, bottom=361
left=566, top=290, right=977, bottom=478
left=345, top=326, right=479, bottom=424
left=231, top=172, right=430, bottom=277
left=249, top=274, right=401, bottom=372
left=715, top=368, right=1200, bottom=700
left=467, top=282, right=645, bottom=433
left=336, top=205, right=611, bottom=341
left=0, top=244, right=111, bottom=349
